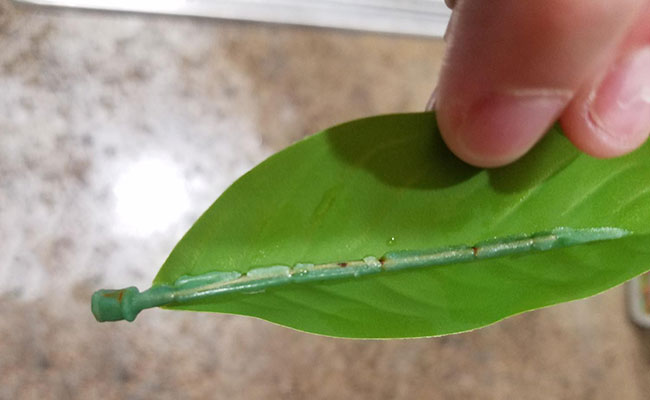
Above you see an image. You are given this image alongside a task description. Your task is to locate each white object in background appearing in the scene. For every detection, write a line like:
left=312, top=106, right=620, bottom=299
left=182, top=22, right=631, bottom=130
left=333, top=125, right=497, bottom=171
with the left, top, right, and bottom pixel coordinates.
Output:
left=14, top=0, right=452, bottom=37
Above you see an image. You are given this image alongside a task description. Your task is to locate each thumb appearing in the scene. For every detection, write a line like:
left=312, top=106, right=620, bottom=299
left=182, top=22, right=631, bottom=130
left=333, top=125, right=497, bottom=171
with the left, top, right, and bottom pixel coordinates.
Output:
left=435, top=0, right=647, bottom=167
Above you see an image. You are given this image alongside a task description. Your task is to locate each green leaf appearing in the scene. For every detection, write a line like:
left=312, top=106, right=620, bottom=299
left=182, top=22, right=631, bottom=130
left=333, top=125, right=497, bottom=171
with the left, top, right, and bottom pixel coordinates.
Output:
left=92, top=112, right=650, bottom=338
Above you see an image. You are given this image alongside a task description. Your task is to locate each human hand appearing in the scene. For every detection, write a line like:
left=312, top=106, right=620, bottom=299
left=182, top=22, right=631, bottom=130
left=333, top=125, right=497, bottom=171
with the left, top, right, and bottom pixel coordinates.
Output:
left=431, top=0, right=650, bottom=167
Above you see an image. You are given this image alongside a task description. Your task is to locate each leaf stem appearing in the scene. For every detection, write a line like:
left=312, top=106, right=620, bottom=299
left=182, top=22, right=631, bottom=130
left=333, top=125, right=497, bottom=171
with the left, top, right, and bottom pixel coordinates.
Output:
left=91, top=227, right=628, bottom=322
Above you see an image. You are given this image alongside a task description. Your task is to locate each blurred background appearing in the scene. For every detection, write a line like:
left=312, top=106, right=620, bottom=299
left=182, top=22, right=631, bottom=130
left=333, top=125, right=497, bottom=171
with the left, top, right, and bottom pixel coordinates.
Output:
left=0, top=0, right=648, bottom=398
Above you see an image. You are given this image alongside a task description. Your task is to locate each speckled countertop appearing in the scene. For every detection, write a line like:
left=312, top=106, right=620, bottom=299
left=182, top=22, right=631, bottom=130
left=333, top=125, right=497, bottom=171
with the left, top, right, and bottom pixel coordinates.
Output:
left=1, top=1, right=649, bottom=399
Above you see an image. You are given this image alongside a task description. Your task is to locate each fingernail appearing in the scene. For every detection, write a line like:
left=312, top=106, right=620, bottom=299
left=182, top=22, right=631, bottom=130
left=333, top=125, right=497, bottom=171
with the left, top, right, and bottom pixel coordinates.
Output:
left=426, top=88, right=437, bottom=111
left=453, top=91, right=569, bottom=166
left=589, top=47, right=650, bottom=146
left=443, top=4, right=459, bottom=42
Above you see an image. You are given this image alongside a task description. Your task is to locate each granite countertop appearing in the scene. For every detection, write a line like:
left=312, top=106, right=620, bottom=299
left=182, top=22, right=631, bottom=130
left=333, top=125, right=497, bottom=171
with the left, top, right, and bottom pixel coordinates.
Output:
left=1, top=1, right=648, bottom=398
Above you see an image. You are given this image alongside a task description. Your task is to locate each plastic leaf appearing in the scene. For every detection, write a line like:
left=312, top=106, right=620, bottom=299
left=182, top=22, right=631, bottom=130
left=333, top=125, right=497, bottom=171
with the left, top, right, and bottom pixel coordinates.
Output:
left=92, top=112, right=650, bottom=338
